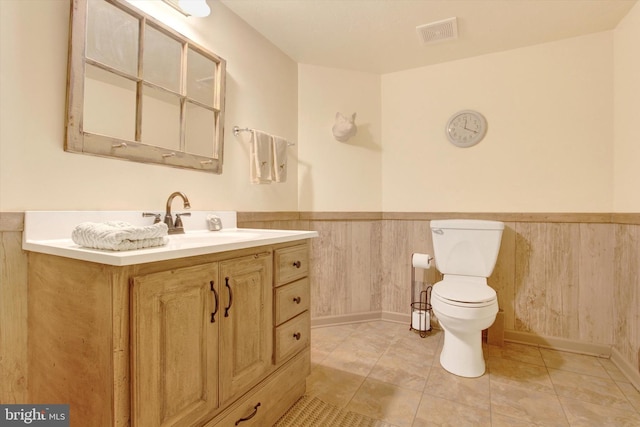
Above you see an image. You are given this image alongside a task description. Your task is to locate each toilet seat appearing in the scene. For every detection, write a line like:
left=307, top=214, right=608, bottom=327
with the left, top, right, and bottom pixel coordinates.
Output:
left=432, top=280, right=497, bottom=308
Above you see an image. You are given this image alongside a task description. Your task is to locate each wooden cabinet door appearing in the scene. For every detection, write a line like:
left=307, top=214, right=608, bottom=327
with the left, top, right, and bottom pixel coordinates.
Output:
left=219, top=253, right=273, bottom=403
left=131, top=263, right=220, bottom=427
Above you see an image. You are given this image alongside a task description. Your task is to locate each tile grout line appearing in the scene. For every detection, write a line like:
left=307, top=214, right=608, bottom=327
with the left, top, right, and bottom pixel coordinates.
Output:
left=542, top=351, right=573, bottom=427
left=341, top=323, right=397, bottom=420
left=487, top=357, right=494, bottom=427
left=596, top=356, right=640, bottom=413
left=410, top=326, right=436, bottom=426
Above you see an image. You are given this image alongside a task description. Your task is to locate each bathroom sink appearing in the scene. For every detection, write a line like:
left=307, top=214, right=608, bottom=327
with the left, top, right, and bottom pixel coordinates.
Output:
left=22, top=211, right=318, bottom=266
left=168, top=229, right=264, bottom=247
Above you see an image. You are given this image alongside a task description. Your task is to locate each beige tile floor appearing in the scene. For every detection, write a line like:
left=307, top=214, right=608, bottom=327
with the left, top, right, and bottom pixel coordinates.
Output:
left=307, top=321, right=640, bottom=427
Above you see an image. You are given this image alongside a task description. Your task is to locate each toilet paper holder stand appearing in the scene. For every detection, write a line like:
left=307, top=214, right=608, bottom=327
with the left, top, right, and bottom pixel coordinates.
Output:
left=410, top=253, right=433, bottom=338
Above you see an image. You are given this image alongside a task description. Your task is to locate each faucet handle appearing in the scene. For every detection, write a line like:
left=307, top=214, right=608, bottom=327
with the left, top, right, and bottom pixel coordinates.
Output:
left=142, top=212, right=162, bottom=224
left=175, top=212, right=191, bottom=228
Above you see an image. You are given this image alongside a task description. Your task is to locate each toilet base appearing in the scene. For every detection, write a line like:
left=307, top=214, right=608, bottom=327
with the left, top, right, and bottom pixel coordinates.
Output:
left=439, top=328, right=486, bottom=378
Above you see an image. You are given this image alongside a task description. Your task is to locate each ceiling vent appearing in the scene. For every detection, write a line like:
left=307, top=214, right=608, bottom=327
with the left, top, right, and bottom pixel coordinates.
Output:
left=416, top=17, right=458, bottom=44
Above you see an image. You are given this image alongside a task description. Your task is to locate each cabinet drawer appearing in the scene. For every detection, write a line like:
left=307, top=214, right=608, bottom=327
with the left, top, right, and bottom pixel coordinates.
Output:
left=275, top=278, right=310, bottom=326
left=275, top=245, right=309, bottom=286
left=210, top=350, right=310, bottom=427
left=274, top=311, right=310, bottom=365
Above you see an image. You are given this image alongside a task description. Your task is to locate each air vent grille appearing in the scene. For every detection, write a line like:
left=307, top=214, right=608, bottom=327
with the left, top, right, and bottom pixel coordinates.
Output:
left=416, top=17, right=458, bottom=44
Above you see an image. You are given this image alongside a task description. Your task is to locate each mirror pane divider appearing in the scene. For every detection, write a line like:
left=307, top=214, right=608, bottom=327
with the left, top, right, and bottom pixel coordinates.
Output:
left=179, top=41, right=187, bottom=153
left=214, top=58, right=226, bottom=162
left=135, top=15, right=145, bottom=142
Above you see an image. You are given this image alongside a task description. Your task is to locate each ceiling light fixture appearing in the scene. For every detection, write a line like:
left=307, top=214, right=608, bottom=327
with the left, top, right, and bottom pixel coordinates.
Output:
left=162, top=0, right=211, bottom=17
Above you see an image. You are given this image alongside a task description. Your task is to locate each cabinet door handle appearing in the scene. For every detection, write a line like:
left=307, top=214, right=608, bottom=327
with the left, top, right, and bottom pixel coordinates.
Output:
left=292, top=260, right=301, bottom=268
left=224, top=277, right=233, bottom=317
left=293, top=296, right=301, bottom=304
left=293, top=332, right=301, bottom=340
left=235, top=402, right=261, bottom=425
left=210, top=281, right=218, bottom=323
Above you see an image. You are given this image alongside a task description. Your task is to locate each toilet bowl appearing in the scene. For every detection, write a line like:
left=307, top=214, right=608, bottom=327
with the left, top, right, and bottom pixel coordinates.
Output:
left=430, top=219, right=504, bottom=378
left=431, top=277, right=498, bottom=377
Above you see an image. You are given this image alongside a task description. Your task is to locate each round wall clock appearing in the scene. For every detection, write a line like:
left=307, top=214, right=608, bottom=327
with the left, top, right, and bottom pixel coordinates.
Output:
left=445, top=110, right=487, bottom=148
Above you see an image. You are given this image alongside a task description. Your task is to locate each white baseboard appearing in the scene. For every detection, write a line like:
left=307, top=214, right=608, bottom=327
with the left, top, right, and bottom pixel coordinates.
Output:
left=611, top=347, right=640, bottom=391
left=310, top=311, right=381, bottom=328
left=310, top=311, right=413, bottom=328
left=380, top=311, right=411, bottom=324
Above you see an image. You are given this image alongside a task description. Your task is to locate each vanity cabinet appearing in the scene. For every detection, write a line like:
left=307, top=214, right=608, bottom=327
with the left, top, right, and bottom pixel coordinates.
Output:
left=273, top=245, right=311, bottom=365
left=27, top=241, right=310, bottom=427
left=132, top=263, right=220, bottom=427
left=218, top=253, right=273, bottom=403
left=131, top=252, right=272, bottom=427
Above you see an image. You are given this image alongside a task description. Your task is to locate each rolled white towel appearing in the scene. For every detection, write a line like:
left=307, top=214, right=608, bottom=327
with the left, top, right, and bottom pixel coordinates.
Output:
left=71, top=221, right=169, bottom=251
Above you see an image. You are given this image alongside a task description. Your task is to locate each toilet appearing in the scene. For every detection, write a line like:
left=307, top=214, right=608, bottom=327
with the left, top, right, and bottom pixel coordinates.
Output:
left=430, top=219, right=504, bottom=378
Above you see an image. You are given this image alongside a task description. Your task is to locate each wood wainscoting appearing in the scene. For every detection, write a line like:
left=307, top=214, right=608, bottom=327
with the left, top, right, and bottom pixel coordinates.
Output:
left=1, top=211, right=638, bottom=403
left=0, top=213, right=28, bottom=403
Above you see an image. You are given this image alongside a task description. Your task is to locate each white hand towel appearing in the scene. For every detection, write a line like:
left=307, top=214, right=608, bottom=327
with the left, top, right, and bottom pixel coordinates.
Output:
left=71, top=221, right=169, bottom=251
left=250, top=130, right=273, bottom=184
left=271, top=136, right=288, bottom=183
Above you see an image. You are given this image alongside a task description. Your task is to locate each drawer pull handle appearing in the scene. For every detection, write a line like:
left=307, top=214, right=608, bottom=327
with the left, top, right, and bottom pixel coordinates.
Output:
left=293, top=296, right=301, bottom=304
left=293, top=260, right=301, bottom=268
left=293, top=332, right=301, bottom=340
left=210, top=281, right=218, bottom=323
left=235, top=402, right=261, bottom=425
left=225, top=277, right=233, bottom=317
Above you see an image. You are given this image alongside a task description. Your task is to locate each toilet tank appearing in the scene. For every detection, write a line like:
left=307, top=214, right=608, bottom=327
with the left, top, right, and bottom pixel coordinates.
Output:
left=430, top=219, right=504, bottom=277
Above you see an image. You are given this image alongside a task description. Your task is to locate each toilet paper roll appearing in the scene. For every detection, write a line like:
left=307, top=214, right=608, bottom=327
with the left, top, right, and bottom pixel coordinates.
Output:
left=411, top=309, right=430, bottom=331
left=412, top=253, right=432, bottom=269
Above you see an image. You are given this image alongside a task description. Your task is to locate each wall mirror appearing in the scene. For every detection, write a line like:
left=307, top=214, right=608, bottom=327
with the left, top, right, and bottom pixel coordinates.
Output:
left=66, top=0, right=226, bottom=173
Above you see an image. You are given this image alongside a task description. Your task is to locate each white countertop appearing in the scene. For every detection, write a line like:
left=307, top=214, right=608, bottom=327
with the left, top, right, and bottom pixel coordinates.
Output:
left=23, top=211, right=318, bottom=266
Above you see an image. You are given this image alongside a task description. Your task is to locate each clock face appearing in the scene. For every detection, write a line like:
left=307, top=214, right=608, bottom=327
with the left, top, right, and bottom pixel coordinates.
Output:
left=446, top=110, right=487, bottom=148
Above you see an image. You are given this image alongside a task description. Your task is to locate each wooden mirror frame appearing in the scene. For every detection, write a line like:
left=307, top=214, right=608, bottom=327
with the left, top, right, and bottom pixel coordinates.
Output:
left=65, top=0, right=226, bottom=173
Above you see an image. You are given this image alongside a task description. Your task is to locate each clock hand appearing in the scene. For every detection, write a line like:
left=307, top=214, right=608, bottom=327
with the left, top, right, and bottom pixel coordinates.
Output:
left=462, top=118, right=478, bottom=132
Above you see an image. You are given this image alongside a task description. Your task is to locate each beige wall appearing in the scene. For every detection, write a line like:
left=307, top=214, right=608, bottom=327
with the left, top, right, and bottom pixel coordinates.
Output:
left=297, top=64, right=382, bottom=211
left=0, top=0, right=298, bottom=212
left=614, top=1, right=640, bottom=212
left=1, top=1, right=635, bottom=214
left=298, top=5, right=640, bottom=215
left=381, top=32, right=614, bottom=213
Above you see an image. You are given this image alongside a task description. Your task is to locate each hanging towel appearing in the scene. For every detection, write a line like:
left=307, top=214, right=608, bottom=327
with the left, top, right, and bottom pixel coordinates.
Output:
left=250, top=130, right=273, bottom=184
left=71, top=221, right=169, bottom=251
left=272, top=136, right=288, bottom=183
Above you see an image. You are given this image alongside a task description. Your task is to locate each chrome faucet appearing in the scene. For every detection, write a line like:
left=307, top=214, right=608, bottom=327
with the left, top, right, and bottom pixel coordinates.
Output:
left=164, top=191, right=191, bottom=234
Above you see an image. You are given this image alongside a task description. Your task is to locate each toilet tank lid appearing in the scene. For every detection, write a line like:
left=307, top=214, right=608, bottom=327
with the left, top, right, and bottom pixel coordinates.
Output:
left=431, top=219, right=504, bottom=230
